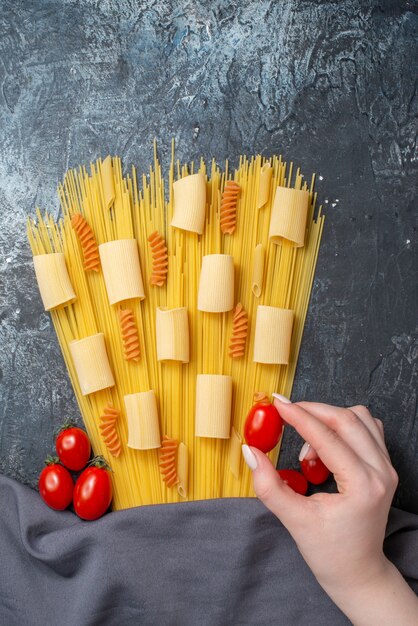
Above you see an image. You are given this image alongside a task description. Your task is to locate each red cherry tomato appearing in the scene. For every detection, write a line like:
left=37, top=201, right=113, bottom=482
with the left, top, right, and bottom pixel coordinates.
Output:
left=56, top=425, right=91, bottom=471
left=278, top=469, right=308, bottom=495
left=73, top=457, right=113, bottom=521
left=300, top=457, right=331, bottom=485
left=38, top=457, right=74, bottom=510
left=244, top=402, right=283, bottom=453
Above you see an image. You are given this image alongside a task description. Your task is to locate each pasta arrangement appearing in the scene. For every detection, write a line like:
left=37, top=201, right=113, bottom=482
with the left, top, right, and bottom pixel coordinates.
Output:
left=27, top=142, right=324, bottom=510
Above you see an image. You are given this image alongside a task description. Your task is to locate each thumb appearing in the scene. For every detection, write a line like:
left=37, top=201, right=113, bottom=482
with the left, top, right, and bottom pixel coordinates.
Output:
left=242, top=445, right=308, bottom=527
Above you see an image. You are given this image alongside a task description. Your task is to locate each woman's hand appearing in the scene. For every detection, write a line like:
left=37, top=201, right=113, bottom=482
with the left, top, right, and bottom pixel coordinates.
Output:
left=242, top=397, right=418, bottom=625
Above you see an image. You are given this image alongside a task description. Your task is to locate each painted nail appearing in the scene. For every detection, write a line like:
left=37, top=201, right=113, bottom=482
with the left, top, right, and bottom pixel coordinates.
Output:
left=299, top=442, right=311, bottom=462
left=242, top=444, right=258, bottom=470
left=272, top=393, right=291, bottom=404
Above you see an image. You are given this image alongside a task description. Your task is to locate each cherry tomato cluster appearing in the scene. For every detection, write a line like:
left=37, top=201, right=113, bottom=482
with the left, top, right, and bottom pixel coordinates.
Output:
left=244, top=400, right=331, bottom=496
left=38, top=423, right=112, bottom=521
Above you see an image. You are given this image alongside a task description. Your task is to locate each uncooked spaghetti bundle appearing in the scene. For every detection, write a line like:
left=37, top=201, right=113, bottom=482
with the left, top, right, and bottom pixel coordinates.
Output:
left=27, top=143, right=324, bottom=510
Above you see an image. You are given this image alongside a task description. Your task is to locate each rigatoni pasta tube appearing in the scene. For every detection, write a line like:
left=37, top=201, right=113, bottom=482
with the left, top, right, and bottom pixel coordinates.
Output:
left=251, top=244, right=265, bottom=298
left=33, top=253, right=76, bottom=311
left=101, top=155, right=115, bottom=210
left=156, top=307, right=189, bottom=363
left=197, top=254, right=234, bottom=312
left=269, top=186, right=309, bottom=247
left=229, top=427, right=242, bottom=479
left=176, top=442, right=188, bottom=499
left=253, top=306, right=294, bottom=365
left=171, top=172, right=206, bottom=234
left=195, top=374, right=233, bottom=439
left=257, top=162, right=273, bottom=209
left=99, top=239, right=145, bottom=305
left=124, top=390, right=161, bottom=450
left=69, top=333, right=115, bottom=395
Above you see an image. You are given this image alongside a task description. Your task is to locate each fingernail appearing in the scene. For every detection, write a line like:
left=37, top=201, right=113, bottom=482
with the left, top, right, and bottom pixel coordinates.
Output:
left=272, top=393, right=291, bottom=404
left=299, top=442, right=311, bottom=462
left=242, top=444, right=258, bottom=470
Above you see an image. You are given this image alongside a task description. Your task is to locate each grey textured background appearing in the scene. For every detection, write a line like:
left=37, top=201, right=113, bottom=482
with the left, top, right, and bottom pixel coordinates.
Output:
left=0, top=1, right=417, bottom=511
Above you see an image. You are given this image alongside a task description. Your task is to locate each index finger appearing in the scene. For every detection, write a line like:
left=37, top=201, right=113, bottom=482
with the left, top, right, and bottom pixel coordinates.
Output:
left=272, top=398, right=367, bottom=492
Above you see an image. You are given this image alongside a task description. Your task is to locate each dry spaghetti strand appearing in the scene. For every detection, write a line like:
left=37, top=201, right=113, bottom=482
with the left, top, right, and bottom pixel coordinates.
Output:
left=229, top=303, right=248, bottom=358
left=159, top=435, right=179, bottom=487
left=148, top=230, right=168, bottom=286
left=118, top=308, right=141, bottom=361
left=71, top=213, right=100, bottom=272
left=99, top=404, right=122, bottom=458
left=220, top=180, right=240, bottom=234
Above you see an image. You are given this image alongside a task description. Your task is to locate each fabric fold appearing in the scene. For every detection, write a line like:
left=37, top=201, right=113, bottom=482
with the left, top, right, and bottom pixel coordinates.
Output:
left=1, top=474, right=417, bottom=626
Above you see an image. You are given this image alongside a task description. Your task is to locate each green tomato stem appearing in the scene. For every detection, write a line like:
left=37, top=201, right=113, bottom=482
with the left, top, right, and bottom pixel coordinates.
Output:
left=88, top=455, right=113, bottom=472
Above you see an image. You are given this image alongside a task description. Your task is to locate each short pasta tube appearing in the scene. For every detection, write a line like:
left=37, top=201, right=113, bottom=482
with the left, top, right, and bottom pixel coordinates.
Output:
left=269, top=185, right=310, bottom=247
left=195, top=374, right=233, bottom=439
left=176, top=442, right=188, bottom=499
left=69, top=333, right=115, bottom=395
left=124, top=390, right=161, bottom=450
left=101, top=155, right=115, bottom=210
left=253, top=306, right=294, bottom=365
left=171, top=172, right=207, bottom=234
left=229, top=427, right=242, bottom=479
left=33, top=253, right=76, bottom=311
left=257, top=162, right=273, bottom=209
left=197, top=254, right=234, bottom=313
left=99, top=239, right=145, bottom=305
left=251, top=244, right=265, bottom=298
left=156, top=307, right=189, bottom=363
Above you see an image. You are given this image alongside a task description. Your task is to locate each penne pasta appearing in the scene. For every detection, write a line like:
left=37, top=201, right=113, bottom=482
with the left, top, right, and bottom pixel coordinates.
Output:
left=101, top=155, right=115, bottom=210
left=251, top=243, right=265, bottom=298
left=176, top=442, right=188, bottom=499
left=229, top=427, right=242, bottom=479
left=257, top=162, right=273, bottom=209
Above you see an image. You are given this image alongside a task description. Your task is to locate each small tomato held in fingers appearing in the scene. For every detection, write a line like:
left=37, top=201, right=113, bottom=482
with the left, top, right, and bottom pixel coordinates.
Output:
left=73, top=456, right=112, bottom=521
left=300, top=457, right=331, bottom=485
left=244, top=402, right=283, bottom=453
left=56, top=422, right=91, bottom=471
left=278, top=469, right=308, bottom=495
left=38, top=456, right=74, bottom=510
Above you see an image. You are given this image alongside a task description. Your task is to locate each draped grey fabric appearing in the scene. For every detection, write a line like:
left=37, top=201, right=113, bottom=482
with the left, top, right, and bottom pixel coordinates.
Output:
left=0, top=475, right=417, bottom=626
